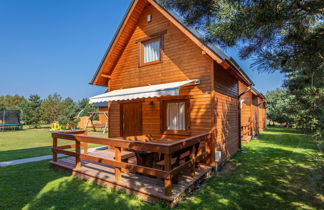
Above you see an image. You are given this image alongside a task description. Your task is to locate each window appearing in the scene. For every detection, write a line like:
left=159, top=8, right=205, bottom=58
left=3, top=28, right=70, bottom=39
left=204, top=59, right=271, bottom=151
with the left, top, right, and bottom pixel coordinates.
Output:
left=144, top=39, right=160, bottom=63
left=161, top=99, right=189, bottom=135
left=140, top=37, right=162, bottom=66
left=166, top=102, right=186, bottom=130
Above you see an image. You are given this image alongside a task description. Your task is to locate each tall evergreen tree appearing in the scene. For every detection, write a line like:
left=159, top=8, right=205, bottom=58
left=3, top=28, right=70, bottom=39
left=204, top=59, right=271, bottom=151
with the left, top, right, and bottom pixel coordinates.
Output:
left=265, top=89, right=296, bottom=126
left=21, top=95, right=42, bottom=128
left=78, top=98, right=97, bottom=117
left=40, top=93, right=64, bottom=124
left=58, top=100, right=80, bottom=129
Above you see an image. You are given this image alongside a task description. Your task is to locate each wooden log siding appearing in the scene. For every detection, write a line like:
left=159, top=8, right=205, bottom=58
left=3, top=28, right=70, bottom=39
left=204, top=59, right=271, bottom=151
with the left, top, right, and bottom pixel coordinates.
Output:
left=51, top=131, right=210, bottom=196
left=107, top=5, right=213, bottom=140
left=214, top=64, right=240, bottom=162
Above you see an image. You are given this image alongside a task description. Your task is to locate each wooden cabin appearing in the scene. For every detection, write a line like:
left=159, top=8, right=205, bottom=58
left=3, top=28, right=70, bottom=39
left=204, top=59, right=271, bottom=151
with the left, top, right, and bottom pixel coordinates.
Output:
left=51, top=0, right=266, bottom=206
left=239, top=82, right=267, bottom=142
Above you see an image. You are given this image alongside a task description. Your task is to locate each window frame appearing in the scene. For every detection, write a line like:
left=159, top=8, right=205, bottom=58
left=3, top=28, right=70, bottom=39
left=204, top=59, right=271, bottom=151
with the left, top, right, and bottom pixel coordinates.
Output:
left=160, top=98, right=190, bottom=135
left=139, top=36, right=163, bottom=67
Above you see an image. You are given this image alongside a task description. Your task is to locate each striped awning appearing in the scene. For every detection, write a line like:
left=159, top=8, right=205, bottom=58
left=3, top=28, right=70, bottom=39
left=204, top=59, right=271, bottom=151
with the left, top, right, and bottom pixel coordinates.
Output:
left=89, top=79, right=200, bottom=104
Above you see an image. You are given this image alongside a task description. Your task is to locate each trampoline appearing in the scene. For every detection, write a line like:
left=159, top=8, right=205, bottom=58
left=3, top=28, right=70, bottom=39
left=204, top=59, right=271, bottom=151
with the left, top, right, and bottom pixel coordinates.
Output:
left=0, top=110, right=23, bottom=131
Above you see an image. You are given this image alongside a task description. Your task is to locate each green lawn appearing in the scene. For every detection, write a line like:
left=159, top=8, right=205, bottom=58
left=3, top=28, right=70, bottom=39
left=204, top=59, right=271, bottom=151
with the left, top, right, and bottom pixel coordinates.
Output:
left=0, top=129, right=107, bottom=162
left=0, top=127, right=323, bottom=209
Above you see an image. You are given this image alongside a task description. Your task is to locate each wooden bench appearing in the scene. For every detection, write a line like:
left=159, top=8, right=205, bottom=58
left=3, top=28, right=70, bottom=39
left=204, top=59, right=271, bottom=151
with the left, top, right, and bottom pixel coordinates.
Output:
left=156, top=150, right=190, bottom=169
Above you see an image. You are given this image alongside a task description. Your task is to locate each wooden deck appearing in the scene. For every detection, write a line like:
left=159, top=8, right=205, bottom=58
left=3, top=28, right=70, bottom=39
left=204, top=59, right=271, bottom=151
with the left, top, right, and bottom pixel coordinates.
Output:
left=51, top=150, right=212, bottom=206
left=50, top=131, right=214, bottom=207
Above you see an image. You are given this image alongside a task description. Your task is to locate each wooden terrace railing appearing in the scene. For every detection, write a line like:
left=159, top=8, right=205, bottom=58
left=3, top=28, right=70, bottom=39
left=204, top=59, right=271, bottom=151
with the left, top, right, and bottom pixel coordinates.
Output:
left=51, top=131, right=210, bottom=196
left=241, top=122, right=252, bottom=139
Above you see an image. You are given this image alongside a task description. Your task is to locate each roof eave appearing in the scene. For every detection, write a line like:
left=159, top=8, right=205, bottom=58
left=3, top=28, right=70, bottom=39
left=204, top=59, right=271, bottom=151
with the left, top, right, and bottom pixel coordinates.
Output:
left=90, top=0, right=136, bottom=86
left=225, top=58, right=254, bottom=86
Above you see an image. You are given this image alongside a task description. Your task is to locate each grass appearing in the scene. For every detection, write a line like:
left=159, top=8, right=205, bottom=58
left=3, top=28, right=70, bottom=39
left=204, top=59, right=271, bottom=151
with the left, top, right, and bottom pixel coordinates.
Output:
left=0, top=127, right=323, bottom=209
left=0, top=128, right=107, bottom=162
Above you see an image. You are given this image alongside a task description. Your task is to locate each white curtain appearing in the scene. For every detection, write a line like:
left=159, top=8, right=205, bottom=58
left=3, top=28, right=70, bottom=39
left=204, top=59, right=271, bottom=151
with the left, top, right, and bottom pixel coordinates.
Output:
left=167, top=102, right=185, bottom=130
left=144, top=39, right=160, bottom=63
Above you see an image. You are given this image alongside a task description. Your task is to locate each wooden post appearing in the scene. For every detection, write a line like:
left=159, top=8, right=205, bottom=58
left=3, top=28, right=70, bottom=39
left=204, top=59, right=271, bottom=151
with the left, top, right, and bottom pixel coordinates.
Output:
left=75, top=140, right=81, bottom=169
left=190, top=145, right=197, bottom=177
left=53, top=137, right=58, bottom=162
left=209, top=131, right=216, bottom=167
left=83, top=131, right=88, bottom=155
left=114, top=147, right=121, bottom=181
left=164, top=153, right=172, bottom=196
left=164, top=175, right=172, bottom=196
left=83, top=143, right=88, bottom=155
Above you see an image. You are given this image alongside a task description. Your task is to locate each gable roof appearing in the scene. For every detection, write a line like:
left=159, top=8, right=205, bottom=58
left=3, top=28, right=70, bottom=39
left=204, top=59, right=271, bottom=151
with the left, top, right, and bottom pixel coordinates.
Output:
left=90, top=0, right=254, bottom=87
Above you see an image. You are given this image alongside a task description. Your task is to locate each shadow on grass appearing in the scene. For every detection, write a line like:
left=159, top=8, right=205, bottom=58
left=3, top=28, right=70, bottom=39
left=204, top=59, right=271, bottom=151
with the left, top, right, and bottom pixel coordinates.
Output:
left=265, top=126, right=299, bottom=134
left=1, top=128, right=322, bottom=210
left=0, top=160, right=163, bottom=210
left=0, top=146, right=52, bottom=162
left=256, top=127, right=317, bottom=151
left=176, top=128, right=323, bottom=209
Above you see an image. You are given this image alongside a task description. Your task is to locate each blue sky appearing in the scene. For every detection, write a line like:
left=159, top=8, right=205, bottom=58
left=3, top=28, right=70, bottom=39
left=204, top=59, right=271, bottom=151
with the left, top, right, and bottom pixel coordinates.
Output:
left=0, top=0, right=284, bottom=100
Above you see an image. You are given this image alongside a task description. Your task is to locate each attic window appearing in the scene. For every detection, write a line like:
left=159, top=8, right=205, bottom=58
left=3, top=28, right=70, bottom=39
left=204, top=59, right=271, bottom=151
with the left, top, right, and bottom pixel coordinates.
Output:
left=140, top=36, right=162, bottom=66
left=147, top=14, right=152, bottom=23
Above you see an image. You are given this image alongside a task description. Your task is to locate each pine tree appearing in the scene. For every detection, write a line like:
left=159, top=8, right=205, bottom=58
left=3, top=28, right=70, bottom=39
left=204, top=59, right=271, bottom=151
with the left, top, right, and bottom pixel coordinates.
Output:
left=78, top=98, right=97, bottom=117
left=21, top=95, right=42, bottom=128
left=40, top=93, right=64, bottom=124
left=58, top=101, right=80, bottom=129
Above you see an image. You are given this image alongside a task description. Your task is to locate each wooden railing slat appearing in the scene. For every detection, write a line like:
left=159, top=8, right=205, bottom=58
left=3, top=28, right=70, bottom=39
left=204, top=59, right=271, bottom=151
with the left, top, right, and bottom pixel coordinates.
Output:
left=115, top=147, right=122, bottom=181
left=75, top=141, right=81, bottom=169
left=79, top=154, right=168, bottom=178
left=164, top=154, right=172, bottom=196
left=169, top=152, right=208, bottom=176
left=52, top=133, right=171, bottom=153
left=53, top=137, right=58, bottom=162
left=52, top=132, right=209, bottom=154
left=52, top=148, right=76, bottom=157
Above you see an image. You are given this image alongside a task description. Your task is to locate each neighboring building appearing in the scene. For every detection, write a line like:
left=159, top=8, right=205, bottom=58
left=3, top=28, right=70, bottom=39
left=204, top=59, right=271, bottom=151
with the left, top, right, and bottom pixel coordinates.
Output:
left=239, top=82, right=267, bottom=142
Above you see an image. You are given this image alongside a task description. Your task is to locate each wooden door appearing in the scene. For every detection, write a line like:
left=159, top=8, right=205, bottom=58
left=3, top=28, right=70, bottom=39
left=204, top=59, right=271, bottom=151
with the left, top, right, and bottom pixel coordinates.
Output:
left=120, top=102, right=142, bottom=137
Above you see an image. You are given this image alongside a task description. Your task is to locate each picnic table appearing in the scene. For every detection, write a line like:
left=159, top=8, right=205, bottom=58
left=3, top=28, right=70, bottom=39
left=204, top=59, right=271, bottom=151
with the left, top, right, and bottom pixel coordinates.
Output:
left=119, top=135, right=190, bottom=170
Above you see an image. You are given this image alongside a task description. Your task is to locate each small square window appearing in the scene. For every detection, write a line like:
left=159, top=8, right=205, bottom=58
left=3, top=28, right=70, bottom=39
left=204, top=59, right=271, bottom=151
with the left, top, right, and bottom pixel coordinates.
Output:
left=144, top=39, right=160, bottom=63
left=140, top=37, right=162, bottom=66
